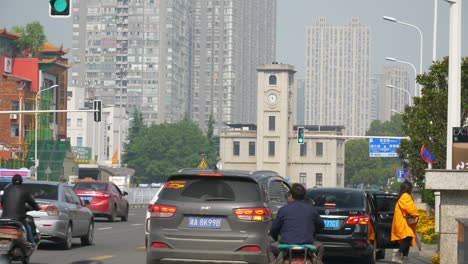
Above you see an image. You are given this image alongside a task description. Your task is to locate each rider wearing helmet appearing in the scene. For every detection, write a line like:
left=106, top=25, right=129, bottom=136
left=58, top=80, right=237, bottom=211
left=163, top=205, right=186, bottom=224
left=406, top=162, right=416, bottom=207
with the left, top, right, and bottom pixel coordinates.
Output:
left=1, top=174, right=40, bottom=246
left=269, top=183, right=325, bottom=263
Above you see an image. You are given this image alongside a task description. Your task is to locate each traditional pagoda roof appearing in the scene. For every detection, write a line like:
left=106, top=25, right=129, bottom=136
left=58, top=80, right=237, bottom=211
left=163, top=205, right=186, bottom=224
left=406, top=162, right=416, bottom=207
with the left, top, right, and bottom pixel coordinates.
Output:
left=39, top=58, right=71, bottom=68
left=40, top=42, right=69, bottom=55
left=0, top=28, right=20, bottom=39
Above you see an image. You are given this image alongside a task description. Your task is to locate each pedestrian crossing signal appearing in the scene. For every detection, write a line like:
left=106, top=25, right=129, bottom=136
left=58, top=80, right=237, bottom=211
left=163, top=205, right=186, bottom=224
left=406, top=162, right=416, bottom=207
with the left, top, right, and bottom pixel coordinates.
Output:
left=50, top=0, right=70, bottom=17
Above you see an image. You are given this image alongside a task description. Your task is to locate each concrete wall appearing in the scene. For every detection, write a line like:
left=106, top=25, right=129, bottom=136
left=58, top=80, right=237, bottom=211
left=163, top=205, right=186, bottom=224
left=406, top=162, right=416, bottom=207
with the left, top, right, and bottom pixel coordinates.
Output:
left=426, top=170, right=468, bottom=264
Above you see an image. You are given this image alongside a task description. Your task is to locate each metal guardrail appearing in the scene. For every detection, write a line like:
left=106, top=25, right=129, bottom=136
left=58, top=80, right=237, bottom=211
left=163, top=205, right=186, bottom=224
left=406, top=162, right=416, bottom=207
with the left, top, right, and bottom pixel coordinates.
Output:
left=125, top=187, right=160, bottom=207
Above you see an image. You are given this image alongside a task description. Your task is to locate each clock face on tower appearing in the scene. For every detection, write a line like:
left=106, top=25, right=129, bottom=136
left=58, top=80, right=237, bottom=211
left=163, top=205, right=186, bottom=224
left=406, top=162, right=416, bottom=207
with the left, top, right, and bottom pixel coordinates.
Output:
left=268, top=93, right=278, bottom=104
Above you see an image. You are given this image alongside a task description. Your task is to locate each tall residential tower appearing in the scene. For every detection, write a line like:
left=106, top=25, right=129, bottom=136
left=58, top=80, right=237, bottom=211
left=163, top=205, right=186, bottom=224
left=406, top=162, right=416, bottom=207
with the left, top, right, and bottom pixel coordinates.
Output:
left=72, top=0, right=192, bottom=125
left=304, top=17, right=371, bottom=135
left=190, top=0, right=276, bottom=132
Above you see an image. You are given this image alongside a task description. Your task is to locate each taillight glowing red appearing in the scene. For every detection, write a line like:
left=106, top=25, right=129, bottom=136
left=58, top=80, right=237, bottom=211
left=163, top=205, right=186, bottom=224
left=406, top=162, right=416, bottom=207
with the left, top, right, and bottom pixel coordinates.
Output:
left=346, top=215, right=369, bottom=225
left=234, top=207, right=271, bottom=221
left=41, top=205, right=59, bottom=216
left=151, top=242, right=170, bottom=248
left=149, top=204, right=176, bottom=218
left=239, top=245, right=261, bottom=252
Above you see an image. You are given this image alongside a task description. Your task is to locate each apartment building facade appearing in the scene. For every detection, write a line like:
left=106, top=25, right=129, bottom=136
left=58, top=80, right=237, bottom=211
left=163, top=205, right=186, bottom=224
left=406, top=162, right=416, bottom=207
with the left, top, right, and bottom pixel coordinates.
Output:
left=304, top=17, right=371, bottom=136
left=71, top=0, right=192, bottom=125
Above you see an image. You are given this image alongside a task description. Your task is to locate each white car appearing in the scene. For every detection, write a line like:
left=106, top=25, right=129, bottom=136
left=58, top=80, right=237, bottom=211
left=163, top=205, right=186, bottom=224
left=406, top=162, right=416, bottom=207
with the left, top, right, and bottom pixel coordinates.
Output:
left=145, top=187, right=162, bottom=247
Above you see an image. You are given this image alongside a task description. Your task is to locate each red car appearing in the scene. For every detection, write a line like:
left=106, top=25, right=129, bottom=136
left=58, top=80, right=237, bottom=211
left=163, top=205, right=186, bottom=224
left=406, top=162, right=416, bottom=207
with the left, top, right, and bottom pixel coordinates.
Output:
left=73, top=181, right=129, bottom=222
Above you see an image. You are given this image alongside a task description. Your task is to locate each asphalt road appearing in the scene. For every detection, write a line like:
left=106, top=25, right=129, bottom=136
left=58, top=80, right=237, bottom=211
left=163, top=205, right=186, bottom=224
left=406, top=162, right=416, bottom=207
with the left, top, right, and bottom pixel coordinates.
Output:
left=31, top=209, right=147, bottom=264
left=29, top=208, right=433, bottom=264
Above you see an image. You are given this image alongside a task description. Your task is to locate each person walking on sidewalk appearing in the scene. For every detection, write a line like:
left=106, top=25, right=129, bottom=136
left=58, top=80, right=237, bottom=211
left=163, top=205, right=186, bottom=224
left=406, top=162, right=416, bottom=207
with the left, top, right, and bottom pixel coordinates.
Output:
left=391, top=180, right=420, bottom=263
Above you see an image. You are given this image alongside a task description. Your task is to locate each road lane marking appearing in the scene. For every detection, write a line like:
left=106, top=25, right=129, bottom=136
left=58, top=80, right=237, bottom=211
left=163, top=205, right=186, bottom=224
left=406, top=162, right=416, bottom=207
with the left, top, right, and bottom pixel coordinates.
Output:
left=97, top=227, right=113, bottom=230
left=136, top=246, right=146, bottom=251
left=88, top=255, right=114, bottom=261
left=129, top=213, right=135, bottom=216
left=131, top=223, right=143, bottom=226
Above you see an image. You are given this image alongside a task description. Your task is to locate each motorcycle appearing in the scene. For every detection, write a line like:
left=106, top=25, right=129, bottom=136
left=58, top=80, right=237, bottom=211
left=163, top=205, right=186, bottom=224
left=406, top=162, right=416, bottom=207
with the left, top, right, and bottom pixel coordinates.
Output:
left=0, top=215, right=40, bottom=264
left=277, top=244, right=319, bottom=264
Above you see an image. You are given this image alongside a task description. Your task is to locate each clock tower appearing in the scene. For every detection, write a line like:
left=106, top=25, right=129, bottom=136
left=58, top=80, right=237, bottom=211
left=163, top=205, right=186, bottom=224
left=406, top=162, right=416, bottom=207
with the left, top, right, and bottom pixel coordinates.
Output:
left=256, top=64, right=296, bottom=177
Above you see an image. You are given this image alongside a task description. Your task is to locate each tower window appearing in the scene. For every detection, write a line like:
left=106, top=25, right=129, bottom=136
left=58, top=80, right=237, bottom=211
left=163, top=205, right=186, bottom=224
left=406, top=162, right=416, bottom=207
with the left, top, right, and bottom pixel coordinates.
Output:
left=268, top=141, right=275, bottom=156
left=269, top=75, right=277, bottom=85
left=269, top=116, right=275, bottom=131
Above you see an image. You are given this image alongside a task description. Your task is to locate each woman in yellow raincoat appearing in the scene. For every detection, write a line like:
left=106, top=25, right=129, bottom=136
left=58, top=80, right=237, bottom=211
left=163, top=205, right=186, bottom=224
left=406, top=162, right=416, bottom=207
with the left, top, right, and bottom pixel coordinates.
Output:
left=391, top=180, right=420, bottom=263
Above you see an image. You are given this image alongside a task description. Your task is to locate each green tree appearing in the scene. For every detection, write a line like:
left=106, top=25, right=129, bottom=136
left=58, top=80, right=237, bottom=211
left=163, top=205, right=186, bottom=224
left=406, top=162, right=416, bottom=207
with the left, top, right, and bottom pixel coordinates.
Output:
left=345, top=114, right=405, bottom=187
left=11, top=22, right=47, bottom=57
left=124, top=118, right=217, bottom=183
left=397, top=57, right=468, bottom=205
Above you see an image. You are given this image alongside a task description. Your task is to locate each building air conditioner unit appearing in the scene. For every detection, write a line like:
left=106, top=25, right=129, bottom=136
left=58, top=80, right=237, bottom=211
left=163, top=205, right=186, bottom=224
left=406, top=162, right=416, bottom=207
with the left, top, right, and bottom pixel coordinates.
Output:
left=9, top=114, right=17, bottom=120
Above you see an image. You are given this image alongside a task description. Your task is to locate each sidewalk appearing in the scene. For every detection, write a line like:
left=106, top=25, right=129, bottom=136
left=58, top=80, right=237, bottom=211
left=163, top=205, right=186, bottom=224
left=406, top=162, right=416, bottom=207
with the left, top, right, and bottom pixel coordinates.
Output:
left=408, top=242, right=438, bottom=264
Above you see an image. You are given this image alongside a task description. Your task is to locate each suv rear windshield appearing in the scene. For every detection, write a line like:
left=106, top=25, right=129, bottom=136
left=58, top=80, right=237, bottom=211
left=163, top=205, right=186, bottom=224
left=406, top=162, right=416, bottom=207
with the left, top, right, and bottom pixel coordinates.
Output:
left=74, top=182, right=108, bottom=191
left=22, top=184, right=59, bottom=200
left=159, top=176, right=261, bottom=203
left=306, top=189, right=365, bottom=209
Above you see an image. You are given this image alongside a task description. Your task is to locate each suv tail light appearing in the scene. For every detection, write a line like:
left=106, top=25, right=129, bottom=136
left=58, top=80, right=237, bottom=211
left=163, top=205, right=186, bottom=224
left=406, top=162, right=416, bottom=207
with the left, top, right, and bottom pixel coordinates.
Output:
left=151, top=242, right=170, bottom=248
left=346, top=215, right=369, bottom=225
left=149, top=204, right=176, bottom=218
left=234, top=207, right=271, bottom=221
left=41, top=205, right=59, bottom=216
left=238, top=245, right=261, bottom=252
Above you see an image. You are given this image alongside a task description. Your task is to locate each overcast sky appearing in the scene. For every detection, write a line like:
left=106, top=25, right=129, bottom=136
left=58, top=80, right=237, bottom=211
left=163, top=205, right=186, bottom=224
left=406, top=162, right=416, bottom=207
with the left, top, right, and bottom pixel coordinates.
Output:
left=1, top=0, right=467, bottom=79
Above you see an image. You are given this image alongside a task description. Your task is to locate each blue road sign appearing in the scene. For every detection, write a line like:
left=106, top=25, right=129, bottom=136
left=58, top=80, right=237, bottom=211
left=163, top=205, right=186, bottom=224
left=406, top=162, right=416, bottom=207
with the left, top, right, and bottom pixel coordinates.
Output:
left=285, top=177, right=291, bottom=183
left=397, top=169, right=406, bottom=182
left=369, top=138, right=400, bottom=157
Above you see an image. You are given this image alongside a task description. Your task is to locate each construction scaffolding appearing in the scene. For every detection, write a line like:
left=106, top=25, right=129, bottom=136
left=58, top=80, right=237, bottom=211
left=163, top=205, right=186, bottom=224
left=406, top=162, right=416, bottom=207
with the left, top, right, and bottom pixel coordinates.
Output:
left=25, top=140, right=70, bottom=181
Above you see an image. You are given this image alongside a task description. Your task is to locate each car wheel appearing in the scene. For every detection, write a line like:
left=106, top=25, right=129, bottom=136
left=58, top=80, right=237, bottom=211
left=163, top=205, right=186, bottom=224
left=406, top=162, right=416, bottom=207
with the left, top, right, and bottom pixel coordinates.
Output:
left=61, top=225, right=73, bottom=250
left=81, top=221, right=94, bottom=246
left=121, top=207, right=129, bottom=222
left=108, top=207, right=117, bottom=222
left=364, top=240, right=376, bottom=264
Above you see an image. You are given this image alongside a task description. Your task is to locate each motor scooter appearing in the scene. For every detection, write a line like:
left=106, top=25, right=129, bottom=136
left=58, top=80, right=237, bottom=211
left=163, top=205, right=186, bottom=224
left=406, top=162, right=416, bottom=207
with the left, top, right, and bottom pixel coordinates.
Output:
left=277, top=244, right=319, bottom=264
left=0, top=215, right=40, bottom=264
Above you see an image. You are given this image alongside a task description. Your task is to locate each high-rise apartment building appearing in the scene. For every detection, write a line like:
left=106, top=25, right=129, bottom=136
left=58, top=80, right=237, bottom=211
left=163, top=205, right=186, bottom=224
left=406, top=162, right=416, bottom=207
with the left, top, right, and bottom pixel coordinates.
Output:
left=190, top=0, right=276, bottom=132
left=72, top=0, right=276, bottom=131
left=71, top=0, right=192, bottom=125
left=382, top=64, right=414, bottom=119
left=304, top=17, right=371, bottom=135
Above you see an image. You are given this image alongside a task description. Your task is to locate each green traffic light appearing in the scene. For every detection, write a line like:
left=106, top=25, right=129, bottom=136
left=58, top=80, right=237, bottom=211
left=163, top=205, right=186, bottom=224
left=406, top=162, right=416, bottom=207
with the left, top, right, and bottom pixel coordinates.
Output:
left=53, top=0, right=68, bottom=12
left=298, top=138, right=304, bottom=143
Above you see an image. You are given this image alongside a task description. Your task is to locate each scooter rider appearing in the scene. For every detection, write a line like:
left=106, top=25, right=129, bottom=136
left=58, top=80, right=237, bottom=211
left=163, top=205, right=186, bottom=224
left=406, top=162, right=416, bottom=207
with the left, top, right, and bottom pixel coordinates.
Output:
left=269, top=183, right=325, bottom=264
left=1, top=174, right=40, bottom=246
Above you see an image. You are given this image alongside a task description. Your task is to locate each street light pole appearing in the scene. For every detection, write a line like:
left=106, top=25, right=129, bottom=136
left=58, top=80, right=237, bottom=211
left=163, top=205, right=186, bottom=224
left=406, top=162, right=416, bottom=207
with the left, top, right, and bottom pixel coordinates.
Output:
left=383, top=16, right=423, bottom=96
left=386, top=84, right=412, bottom=106
left=34, top=84, right=58, bottom=178
left=118, top=118, right=134, bottom=168
left=446, top=0, right=462, bottom=170
left=386, top=57, right=418, bottom=97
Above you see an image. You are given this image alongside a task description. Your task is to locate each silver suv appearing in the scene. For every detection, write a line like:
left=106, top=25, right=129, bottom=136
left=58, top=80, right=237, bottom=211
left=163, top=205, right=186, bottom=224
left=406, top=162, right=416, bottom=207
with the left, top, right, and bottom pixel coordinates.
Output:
left=146, top=169, right=290, bottom=264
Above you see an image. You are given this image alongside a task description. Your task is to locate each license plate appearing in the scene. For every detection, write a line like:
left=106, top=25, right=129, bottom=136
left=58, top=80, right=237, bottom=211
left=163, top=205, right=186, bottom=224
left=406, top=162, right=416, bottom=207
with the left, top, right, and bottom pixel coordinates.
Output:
left=324, top=219, right=340, bottom=229
left=80, top=196, right=93, bottom=201
left=188, top=217, right=222, bottom=229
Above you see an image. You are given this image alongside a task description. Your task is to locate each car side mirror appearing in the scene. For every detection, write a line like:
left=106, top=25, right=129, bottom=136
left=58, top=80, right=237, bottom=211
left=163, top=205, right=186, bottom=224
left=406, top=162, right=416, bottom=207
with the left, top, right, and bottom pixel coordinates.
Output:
left=123, top=191, right=128, bottom=196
